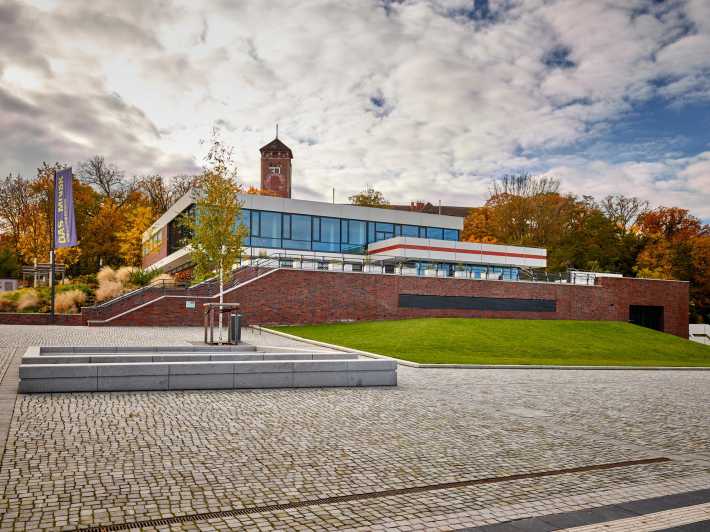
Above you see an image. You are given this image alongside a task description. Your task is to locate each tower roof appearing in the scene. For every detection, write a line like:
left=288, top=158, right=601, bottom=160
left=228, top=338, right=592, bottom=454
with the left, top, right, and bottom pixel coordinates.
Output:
left=259, top=138, right=293, bottom=158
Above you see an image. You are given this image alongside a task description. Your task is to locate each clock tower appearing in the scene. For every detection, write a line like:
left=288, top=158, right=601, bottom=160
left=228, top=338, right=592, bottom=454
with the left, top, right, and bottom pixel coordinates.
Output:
left=259, top=133, right=293, bottom=198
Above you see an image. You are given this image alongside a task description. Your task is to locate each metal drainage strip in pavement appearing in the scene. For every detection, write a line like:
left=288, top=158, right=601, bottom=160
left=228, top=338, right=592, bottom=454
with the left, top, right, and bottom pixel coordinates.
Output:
left=81, top=457, right=670, bottom=532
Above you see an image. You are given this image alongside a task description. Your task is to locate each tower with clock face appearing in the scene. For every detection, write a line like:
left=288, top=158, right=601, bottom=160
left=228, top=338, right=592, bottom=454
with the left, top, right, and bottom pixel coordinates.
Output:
left=259, top=136, right=293, bottom=198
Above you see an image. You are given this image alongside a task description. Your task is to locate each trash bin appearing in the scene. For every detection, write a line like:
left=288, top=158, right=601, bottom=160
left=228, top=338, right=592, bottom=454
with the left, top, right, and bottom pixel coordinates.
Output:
left=228, top=313, right=242, bottom=345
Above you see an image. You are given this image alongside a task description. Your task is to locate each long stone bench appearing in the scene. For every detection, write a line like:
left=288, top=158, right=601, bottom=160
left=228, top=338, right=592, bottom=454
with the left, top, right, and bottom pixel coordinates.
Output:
left=22, top=352, right=358, bottom=364
left=36, top=345, right=258, bottom=354
left=18, top=359, right=397, bottom=393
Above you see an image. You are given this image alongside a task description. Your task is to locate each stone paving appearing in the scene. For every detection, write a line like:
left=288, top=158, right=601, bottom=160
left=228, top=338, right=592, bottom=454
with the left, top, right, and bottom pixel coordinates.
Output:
left=561, top=502, right=710, bottom=531
left=0, top=325, right=709, bottom=531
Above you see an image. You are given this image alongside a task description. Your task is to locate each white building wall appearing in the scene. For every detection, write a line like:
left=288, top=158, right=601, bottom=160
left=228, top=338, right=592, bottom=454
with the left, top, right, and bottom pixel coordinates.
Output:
left=368, top=237, right=547, bottom=269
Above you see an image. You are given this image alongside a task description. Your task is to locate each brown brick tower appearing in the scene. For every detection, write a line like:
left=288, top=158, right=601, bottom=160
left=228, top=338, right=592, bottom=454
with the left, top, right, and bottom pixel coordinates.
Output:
left=260, top=133, right=293, bottom=198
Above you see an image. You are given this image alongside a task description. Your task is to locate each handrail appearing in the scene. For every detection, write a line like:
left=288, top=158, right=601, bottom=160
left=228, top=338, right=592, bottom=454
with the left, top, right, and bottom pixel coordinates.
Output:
left=89, top=278, right=191, bottom=310
left=91, top=252, right=608, bottom=311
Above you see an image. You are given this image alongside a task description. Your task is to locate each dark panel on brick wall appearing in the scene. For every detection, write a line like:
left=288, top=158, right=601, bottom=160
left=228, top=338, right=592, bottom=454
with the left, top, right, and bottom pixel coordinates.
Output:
left=398, top=293, right=557, bottom=312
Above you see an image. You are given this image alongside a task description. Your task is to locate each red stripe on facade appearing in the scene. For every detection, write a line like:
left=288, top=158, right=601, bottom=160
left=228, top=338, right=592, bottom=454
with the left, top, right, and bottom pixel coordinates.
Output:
left=368, top=243, right=546, bottom=260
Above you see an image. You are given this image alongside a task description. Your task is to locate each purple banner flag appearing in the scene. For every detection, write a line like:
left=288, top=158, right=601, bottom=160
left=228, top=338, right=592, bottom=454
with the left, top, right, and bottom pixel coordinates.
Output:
left=54, top=168, right=78, bottom=248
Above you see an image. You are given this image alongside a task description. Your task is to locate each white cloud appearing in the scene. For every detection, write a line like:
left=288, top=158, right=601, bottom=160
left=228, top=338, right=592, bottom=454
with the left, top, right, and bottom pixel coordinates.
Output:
left=0, top=0, right=708, bottom=218
left=543, top=152, right=710, bottom=219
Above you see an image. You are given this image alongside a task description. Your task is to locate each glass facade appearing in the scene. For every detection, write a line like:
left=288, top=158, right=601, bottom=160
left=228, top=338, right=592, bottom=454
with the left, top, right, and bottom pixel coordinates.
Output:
left=239, top=209, right=459, bottom=254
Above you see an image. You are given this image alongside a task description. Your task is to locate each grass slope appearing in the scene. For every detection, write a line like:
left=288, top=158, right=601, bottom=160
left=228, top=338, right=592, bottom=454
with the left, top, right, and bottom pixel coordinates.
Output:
left=272, top=318, right=710, bottom=366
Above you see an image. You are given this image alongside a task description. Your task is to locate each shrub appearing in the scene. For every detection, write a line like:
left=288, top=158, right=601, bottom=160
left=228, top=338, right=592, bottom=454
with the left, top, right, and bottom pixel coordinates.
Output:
left=96, top=266, right=117, bottom=284
left=17, top=290, right=40, bottom=311
left=0, top=295, right=15, bottom=312
left=95, top=280, right=123, bottom=302
left=54, top=289, right=87, bottom=313
left=115, top=266, right=138, bottom=284
left=128, top=268, right=160, bottom=287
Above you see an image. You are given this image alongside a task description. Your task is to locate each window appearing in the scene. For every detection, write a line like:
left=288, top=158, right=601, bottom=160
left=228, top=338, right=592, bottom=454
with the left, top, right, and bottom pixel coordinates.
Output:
left=143, top=231, right=162, bottom=256
left=402, top=225, right=420, bottom=237
left=426, top=227, right=444, bottom=240
left=375, top=222, right=394, bottom=241
left=251, top=211, right=281, bottom=248
left=443, top=229, right=459, bottom=241
left=282, top=214, right=291, bottom=239
left=237, top=209, right=251, bottom=245
left=235, top=208, right=457, bottom=255
left=343, top=219, right=367, bottom=253
left=313, top=217, right=340, bottom=252
left=320, top=218, right=340, bottom=242
left=283, top=214, right=311, bottom=250
left=291, top=215, right=311, bottom=241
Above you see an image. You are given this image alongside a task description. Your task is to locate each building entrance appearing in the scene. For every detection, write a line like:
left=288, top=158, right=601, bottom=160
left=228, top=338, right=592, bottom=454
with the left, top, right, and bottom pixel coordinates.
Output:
left=629, top=305, right=664, bottom=331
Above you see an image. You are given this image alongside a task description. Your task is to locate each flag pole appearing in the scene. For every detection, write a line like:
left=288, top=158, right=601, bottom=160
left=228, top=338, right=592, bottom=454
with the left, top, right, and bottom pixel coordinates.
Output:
left=49, top=170, right=56, bottom=324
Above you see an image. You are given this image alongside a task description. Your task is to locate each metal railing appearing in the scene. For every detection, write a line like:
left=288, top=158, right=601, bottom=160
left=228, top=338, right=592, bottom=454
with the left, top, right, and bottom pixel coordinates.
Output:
left=89, top=253, right=609, bottom=314
left=237, top=252, right=607, bottom=285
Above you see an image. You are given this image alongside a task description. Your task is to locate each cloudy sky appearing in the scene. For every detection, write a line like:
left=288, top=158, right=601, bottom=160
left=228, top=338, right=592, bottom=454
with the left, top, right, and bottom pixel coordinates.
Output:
left=2, top=0, right=709, bottom=217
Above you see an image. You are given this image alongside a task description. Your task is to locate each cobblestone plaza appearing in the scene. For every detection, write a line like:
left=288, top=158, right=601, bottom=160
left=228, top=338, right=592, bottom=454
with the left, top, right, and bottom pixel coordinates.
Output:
left=0, top=325, right=708, bottom=531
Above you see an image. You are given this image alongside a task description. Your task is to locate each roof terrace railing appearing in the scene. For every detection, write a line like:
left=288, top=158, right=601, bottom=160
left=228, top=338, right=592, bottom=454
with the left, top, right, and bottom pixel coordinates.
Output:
left=239, top=252, right=605, bottom=285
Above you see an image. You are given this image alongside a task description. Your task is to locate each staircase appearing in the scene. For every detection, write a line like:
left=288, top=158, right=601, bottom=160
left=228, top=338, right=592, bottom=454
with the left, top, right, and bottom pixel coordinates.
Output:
left=82, top=262, right=277, bottom=325
left=19, top=345, right=397, bottom=392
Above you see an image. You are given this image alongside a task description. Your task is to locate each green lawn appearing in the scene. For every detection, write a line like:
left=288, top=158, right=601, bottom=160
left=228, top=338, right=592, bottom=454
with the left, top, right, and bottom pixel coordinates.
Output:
left=271, top=318, right=710, bottom=366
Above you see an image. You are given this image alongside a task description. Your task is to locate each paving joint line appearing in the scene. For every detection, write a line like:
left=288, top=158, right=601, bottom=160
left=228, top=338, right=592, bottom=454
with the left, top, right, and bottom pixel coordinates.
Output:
left=78, top=457, right=671, bottom=532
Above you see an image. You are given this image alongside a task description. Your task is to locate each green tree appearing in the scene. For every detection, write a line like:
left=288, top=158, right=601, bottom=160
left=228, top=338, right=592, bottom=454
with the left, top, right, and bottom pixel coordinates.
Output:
left=0, top=246, right=19, bottom=278
left=183, top=135, right=247, bottom=285
left=349, top=186, right=389, bottom=207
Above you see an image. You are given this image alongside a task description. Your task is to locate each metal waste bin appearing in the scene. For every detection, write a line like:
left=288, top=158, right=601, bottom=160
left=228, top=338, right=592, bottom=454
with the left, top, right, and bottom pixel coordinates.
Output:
left=228, top=314, right=242, bottom=344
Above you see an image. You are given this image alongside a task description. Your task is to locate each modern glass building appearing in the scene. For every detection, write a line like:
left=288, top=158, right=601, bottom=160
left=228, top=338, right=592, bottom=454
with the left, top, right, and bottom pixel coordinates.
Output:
left=142, top=191, right=546, bottom=278
left=239, top=208, right=459, bottom=254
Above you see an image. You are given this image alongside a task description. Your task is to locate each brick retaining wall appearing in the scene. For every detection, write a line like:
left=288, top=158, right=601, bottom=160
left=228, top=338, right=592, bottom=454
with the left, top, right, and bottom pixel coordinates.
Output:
left=0, top=313, right=84, bottom=326
left=91, top=269, right=688, bottom=337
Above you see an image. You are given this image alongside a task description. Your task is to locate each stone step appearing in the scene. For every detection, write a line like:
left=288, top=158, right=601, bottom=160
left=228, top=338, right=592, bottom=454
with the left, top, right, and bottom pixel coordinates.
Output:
left=38, top=345, right=258, bottom=354
left=18, top=358, right=397, bottom=393
left=22, top=352, right=358, bottom=364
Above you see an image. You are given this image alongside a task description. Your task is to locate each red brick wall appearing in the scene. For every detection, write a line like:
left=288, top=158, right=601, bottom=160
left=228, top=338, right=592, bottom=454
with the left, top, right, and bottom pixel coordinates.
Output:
left=92, top=269, right=689, bottom=337
left=0, top=313, right=83, bottom=326
left=260, top=156, right=292, bottom=198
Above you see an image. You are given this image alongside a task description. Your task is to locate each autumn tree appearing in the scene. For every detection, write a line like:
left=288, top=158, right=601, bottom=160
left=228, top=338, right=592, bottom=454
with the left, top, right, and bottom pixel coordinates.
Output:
left=461, top=206, right=497, bottom=243
left=349, top=186, right=389, bottom=207
left=246, top=186, right=280, bottom=197
left=135, top=174, right=198, bottom=215
left=600, top=194, right=649, bottom=233
left=0, top=173, right=32, bottom=254
left=634, top=207, right=706, bottom=279
left=117, top=203, right=155, bottom=266
left=183, top=134, right=247, bottom=285
left=78, top=156, right=131, bottom=202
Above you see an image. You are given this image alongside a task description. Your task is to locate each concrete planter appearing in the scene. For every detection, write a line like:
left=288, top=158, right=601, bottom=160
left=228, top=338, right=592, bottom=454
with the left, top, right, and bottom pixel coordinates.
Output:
left=363, top=264, right=380, bottom=274
left=454, top=270, right=468, bottom=279
left=401, top=267, right=418, bottom=276
left=424, top=269, right=438, bottom=277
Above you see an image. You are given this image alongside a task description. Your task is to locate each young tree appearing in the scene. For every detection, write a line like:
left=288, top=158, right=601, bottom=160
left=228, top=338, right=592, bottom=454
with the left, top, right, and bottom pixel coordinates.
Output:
left=349, top=186, right=390, bottom=207
left=183, top=135, right=247, bottom=287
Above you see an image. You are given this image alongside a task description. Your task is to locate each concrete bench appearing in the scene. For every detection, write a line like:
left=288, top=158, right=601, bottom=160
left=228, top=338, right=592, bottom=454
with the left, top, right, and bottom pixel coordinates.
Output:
left=37, top=345, right=258, bottom=354
left=22, top=352, right=358, bottom=364
left=18, top=359, right=396, bottom=393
